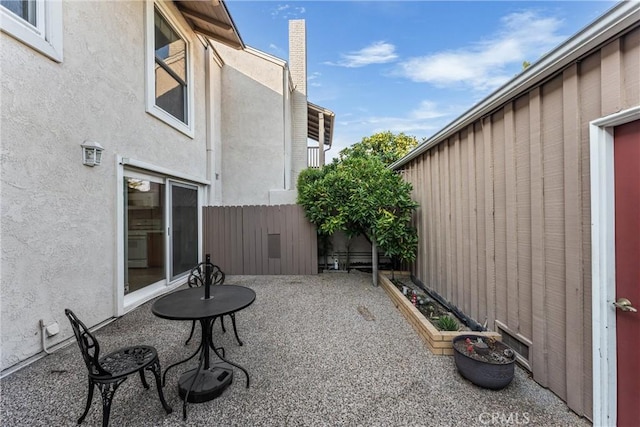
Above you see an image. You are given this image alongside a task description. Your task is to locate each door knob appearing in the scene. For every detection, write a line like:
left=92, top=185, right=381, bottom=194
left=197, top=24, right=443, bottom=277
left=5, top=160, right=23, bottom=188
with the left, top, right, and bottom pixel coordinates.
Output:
left=614, top=298, right=638, bottom=313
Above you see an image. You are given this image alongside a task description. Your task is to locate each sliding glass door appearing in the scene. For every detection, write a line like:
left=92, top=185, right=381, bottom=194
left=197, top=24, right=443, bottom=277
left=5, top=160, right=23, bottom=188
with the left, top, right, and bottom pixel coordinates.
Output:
left=124, top=173, right=165, bottom=294
left=123, top=171, right=200, bottom=295
left=169, top=182, right=198, bottom=280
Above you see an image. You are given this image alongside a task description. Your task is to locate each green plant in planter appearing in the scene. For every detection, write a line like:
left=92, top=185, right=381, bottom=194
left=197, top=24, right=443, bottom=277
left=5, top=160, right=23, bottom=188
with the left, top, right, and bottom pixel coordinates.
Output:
left=436, top=315, right=459, bottom=331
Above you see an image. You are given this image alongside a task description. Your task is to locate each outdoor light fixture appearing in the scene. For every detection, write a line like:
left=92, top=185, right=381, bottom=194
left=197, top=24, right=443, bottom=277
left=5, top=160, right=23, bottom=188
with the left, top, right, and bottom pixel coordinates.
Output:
left=81, top=140, right=104, bottom=166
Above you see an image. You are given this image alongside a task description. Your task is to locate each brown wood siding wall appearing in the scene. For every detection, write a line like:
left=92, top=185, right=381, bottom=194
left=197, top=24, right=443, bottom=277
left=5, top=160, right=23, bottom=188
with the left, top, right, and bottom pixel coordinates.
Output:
left=203, top=205, right=318, bottom=275
left=401, top=28, right=640, bottom=420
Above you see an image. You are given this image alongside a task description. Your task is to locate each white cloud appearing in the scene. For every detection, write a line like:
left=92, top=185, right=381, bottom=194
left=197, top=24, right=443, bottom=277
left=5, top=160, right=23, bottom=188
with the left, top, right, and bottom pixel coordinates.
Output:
left=327, top=41, right=398, bottom=68
left=396, top=10, right=566, bottom=91
left=266, top=43, right=285, bottom=57
left=408, top=100, right=448, bottom=121
left=270, top=4, right=306, bottom=19
left=327, top=100, right=456, bottom=162
left=362, top=116, right=442, bottom=136
left=308, top=72, right=322, bottom=87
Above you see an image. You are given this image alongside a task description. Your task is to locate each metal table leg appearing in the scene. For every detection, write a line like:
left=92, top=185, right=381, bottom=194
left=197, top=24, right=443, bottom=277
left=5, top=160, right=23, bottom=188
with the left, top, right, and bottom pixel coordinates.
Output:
left=208, top=323, right=250, bottom=387
left=162, top=341, right=202, bottom=386
left=177, top=318, right=234, bottom=420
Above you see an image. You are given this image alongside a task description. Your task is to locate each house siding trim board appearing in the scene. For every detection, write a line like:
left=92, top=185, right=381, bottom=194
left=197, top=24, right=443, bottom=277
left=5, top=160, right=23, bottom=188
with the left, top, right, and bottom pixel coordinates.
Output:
left=392, top=3, right=640, bottom=420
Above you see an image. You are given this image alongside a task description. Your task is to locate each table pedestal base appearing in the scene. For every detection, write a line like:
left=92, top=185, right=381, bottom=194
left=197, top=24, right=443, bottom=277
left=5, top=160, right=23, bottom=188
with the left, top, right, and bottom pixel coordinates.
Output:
left=178, top=365, right=233, bottom=403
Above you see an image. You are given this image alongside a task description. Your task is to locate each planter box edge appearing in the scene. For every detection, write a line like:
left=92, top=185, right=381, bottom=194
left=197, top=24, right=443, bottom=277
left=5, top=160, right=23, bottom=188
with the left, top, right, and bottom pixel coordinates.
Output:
left=378, top=272, right=501, bottom=355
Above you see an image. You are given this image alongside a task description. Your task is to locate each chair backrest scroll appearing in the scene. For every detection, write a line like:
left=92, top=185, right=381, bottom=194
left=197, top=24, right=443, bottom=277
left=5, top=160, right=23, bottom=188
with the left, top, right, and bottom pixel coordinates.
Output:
left=187, top=261, right=225, bottom=288
left=65, top=309, right=111, bottom=377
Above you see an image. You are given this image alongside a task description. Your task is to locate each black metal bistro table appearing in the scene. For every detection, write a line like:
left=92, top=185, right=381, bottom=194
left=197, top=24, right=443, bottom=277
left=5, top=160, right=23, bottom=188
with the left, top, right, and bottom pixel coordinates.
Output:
left=151, top=285, right=255, bottom=419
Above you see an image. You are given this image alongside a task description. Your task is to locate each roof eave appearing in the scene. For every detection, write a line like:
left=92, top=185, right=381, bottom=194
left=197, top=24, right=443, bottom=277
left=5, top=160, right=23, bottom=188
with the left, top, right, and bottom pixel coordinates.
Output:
left=307, top=102, right=335, bottom=147
left=175, top=0, right=245, bottom=50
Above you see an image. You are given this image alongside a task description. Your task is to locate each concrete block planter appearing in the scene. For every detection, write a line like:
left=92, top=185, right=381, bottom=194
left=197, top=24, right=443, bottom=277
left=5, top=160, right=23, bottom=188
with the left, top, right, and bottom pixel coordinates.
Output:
left=378, top=271, right=501, bottom=355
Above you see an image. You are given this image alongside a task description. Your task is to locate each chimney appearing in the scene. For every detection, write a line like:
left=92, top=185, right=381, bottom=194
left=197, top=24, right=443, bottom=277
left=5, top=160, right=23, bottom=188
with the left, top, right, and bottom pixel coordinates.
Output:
left=289, top=19, right=308, bottom=188
left=289, top=19, right=307, bottom=95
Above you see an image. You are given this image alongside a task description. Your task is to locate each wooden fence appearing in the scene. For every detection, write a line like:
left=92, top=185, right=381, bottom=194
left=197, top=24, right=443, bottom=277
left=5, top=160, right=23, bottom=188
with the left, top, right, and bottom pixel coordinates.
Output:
left=203, top=204, right=318, bottom=275
left=397, top=26, right=640, bottom=419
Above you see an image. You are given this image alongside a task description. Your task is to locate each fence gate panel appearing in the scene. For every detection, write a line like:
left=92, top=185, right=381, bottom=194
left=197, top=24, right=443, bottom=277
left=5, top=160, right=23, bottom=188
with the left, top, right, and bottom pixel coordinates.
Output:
left=203, top=204, right=317, bottom=275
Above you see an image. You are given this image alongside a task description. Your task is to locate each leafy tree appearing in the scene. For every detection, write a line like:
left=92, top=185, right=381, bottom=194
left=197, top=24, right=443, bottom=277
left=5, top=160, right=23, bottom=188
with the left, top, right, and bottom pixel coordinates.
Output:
left=298, top=134, right=419, bottom=284
left=338, top=131, right=420, bottom=166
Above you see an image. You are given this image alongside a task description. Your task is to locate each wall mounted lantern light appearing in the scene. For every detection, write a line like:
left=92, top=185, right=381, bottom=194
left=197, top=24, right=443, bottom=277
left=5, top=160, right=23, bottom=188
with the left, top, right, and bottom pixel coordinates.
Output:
left=81, top=140, right=104, bottom=166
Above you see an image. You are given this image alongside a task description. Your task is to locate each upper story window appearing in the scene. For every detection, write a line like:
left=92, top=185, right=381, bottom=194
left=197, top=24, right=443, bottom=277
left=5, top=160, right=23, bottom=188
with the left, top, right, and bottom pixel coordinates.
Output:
left=2, top=0, right=37, bottom=24
left=154, top=8, right=186, bottom=122
left=0, top=0, right=63, bottom=62
left=145, top=2, right=193, bottom=137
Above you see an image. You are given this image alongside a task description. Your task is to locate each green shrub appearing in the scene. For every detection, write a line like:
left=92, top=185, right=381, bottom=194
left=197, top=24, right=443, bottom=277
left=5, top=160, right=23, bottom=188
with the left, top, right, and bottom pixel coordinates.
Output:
left=436, top=315, right=459, bottom=331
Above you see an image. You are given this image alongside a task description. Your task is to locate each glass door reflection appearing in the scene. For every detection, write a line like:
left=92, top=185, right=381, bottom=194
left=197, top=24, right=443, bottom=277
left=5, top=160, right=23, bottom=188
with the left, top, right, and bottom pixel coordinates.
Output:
left=169, top=182, right=198, bottom=280
left=125, top=176, right=166, bottom=294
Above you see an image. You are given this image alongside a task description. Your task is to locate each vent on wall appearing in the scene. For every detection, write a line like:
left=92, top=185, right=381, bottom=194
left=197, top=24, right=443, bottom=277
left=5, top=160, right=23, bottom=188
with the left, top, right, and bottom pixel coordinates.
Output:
left=268, top=234, right=281, bottom=259
left=495, top=320, right=532, bottom=371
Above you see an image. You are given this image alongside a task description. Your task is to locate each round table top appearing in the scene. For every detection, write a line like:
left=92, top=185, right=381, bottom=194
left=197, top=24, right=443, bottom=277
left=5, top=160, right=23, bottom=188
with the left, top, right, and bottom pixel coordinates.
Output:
left=151, top=285, right=256, bottom=321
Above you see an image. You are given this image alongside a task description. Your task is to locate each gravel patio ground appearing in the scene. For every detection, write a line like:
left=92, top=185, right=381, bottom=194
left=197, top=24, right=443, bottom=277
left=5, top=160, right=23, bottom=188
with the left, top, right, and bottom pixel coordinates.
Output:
left=1, top=271, right=591, bottom=426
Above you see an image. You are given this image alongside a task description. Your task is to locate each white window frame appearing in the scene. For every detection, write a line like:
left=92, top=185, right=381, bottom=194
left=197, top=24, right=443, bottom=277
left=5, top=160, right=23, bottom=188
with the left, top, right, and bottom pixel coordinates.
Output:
left=144, top=0, right=194, bottom=138
left=0, top=0, right=63, bottom=62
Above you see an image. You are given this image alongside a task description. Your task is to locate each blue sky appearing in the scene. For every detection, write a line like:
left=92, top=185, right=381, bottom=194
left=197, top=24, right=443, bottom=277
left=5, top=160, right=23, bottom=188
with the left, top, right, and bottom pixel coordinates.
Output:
left=224, top=1, right=615, bottom=160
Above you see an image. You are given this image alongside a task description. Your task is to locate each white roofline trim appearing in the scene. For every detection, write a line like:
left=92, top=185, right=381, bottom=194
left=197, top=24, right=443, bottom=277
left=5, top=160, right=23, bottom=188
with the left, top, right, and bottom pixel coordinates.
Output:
left=206, top=41, right=225, bottom=67
left=218, top=0, right=245, bottom=48
left=391, top=1, right=640, bottom=170
left=244, top=45, right=288, bottom=67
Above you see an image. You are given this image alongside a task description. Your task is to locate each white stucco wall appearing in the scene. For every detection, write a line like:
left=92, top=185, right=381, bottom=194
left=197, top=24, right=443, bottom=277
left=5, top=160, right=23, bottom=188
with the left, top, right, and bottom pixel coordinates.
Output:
left=0, top=0, right=212, bottom=371
left=212, top=43, right=291, bottom=205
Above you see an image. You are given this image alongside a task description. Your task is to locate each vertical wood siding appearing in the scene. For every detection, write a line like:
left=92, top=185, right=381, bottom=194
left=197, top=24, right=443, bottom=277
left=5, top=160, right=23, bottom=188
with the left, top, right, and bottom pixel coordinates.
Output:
left=203, top=205, right=317, bottom=275
left=401, top=28, right=640, bottom=419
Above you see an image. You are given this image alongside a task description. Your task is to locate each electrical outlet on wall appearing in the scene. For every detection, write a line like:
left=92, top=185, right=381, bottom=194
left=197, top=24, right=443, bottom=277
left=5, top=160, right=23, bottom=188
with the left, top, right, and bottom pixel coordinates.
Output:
left=39, top=319, right=60, bottom=337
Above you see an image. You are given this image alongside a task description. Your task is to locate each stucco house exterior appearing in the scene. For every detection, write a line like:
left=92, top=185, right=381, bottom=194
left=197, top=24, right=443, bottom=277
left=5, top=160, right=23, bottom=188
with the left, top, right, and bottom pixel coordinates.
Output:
left=211, top=20, right=334, bottom=206
left=0, top=0, right=333, bottom=375
left=391, top=2, right=639, bottom=424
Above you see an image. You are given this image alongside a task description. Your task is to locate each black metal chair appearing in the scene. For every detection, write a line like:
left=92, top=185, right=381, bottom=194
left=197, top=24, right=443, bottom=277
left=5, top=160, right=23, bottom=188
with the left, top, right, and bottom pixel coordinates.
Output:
left=65, top=309, right=172, bottom=427
left=184, top=258, right=243, bottom=346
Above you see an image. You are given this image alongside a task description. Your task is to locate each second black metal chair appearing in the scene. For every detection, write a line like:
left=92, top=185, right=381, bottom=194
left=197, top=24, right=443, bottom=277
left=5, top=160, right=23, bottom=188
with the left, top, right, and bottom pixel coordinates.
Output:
left=65, top=308, right=172, bottom=427
left=185, top=258, right=244, bottom=346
